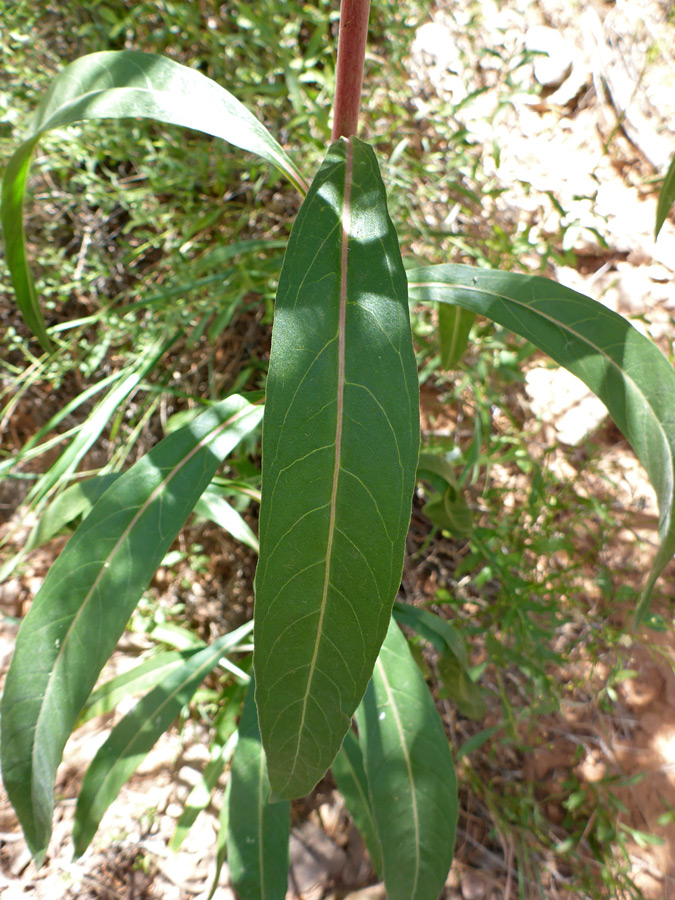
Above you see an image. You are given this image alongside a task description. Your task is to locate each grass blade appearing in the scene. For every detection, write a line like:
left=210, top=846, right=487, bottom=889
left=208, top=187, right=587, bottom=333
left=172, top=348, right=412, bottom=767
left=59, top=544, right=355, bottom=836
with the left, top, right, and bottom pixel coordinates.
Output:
left=254, top=137, right=419, bottom=798
left=2, top=50, right=307, bottom=348
left=228, top=679, right=290, bottom=900
left=0, top=394, right=263, bottom=863
left=408, top=263, right=675, bottom=622
left=655, top=152, right=675, bottom=238
left=73, top=623, right=253, bottom=856
left=355, top=618, right=457, bottom=900
left=195, top=486, right=259, bottom=553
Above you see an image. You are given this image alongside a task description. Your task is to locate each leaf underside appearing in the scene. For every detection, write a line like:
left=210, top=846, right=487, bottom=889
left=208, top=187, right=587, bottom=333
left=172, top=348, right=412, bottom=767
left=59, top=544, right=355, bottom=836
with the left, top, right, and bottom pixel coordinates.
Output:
left=254, top=137, right=420, bottom=799
left=2, top=49, right=306, bottom=348
left=408, top=263, right=675, bottom=621
left=228, top=679, right=290, bottom=900
left=356, top=619, right=457, bottom=900
left=0, top=395, right=263, bottom=862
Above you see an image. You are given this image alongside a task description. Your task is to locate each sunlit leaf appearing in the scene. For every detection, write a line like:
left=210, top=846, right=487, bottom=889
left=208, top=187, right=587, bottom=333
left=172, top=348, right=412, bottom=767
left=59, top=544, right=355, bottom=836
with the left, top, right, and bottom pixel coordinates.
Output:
left=0, top=394, right=263, bottom=863
left=228, top=679, right=290, bottom=900
left=356, top=618, right=457, bottom=900
left=254, top=137, right=419, bottom=799
left=73, top=622, right=253, bottom=856
left=2, top=50, right=307, bottom=348
left=408, top=263, right=675, bottom=622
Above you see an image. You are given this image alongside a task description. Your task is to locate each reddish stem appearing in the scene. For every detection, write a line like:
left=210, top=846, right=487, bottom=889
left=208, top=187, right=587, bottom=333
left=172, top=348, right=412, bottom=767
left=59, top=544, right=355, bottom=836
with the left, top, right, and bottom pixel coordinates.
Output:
left=331, top=0, right=371, bottom=142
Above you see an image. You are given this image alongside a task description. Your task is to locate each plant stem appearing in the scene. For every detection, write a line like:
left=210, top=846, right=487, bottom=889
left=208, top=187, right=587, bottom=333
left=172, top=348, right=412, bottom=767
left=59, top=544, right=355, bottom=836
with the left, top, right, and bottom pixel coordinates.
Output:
left=331, top=0, right=371, bottom=141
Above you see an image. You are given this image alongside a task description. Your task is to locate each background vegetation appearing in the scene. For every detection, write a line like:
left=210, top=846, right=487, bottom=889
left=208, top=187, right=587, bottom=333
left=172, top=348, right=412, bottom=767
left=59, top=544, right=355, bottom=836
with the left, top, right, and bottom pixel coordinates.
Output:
left=1, top=1, right=674, bottom=898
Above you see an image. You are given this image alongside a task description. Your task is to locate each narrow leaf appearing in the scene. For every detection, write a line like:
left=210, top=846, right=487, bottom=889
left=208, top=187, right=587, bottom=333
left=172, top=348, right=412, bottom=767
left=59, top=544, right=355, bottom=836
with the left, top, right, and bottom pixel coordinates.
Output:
left=254, top=137, right=419, bottom=798
left=356, top=618, right=457, bottom=900
left=408, top=263, right=675, bottom=621
left=73, top=623, right=253, bottom=856
left=228, top=679, right=290, bottom=900
left=77, top=649, right=203, bottom=727
left=437, top=304, right=475, bottom=368
left=655, top=152, right=675, bottom=238
left=0, top=394, right=263, bottom=863
left=24, top=473, right=121, bottom=553
left=2, top=50, right=307, bottom=348
left=331, top=729, right=383, bottom=877
left=195, top=486, right=259, bottom=553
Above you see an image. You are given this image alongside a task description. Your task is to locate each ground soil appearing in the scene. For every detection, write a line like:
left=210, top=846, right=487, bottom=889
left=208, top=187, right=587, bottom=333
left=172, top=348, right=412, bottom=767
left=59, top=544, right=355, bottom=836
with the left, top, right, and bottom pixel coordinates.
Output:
left=3, top=0, right=675, bottom=898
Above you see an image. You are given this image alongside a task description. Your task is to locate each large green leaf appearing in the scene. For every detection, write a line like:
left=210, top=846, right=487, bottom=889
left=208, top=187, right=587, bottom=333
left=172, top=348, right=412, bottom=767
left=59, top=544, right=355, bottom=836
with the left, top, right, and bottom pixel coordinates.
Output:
left=228, top=679, right=290, bottom=900
left=73, top=622, right=253, bottom=856
left=254, top=137, right=420, bottom=799
left=355, top=618, right=457, bottom=900
left=1, top=50, right=307, bottom=349
left=655, top=152, right=675, bottom=238
left=408, top=264, right=675, bottom=622
left=0, top=394, right=263, bottom=864
left=331, top=729, right=383, bottom=877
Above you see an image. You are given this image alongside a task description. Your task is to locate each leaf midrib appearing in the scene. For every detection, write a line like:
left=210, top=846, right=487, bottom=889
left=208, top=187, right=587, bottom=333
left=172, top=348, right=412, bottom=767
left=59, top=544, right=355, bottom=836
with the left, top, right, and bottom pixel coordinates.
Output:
left=30, top=404, right=255, bottom=828
left=411, top=278, right=674, bottom=530
left=285, top=138, right=354, bottom=789
left=375, top=652, right=420, bottom=899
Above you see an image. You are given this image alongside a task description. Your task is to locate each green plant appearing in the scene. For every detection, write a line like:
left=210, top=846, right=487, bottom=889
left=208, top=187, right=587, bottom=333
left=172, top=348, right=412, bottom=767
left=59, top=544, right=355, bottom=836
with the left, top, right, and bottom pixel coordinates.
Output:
left=2, top=2, right=675, bottom=898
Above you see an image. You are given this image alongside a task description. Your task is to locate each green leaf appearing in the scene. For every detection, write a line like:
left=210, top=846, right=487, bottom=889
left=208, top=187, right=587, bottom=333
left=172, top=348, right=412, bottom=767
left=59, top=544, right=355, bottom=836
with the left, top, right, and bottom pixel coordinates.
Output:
left=436, top=655, right=487, bottom=720
left=655, top=152, right=675, bottom=238
left=254, top=137, right=420, bottom=799
left=0, top=394, right=263, bottom=864
left=331, top=729, right=383, bottom=877
left=393, top=602, right=467, bottom=667
left=437, top=304, right=475, bottom=368
left=24, top=473, right=121, bottom=552
left=228, top=679, right=290, bottom=900
left=355, top=618, right=457, bottom=900
left=2, top=50, right=307, bottom=349
left=195, top=485, right=259, bottom=553
left=408, top=264, right=675, bottom=622
left=73, top=623, right=253, bottom=856
left=78, top=648, right=203, bottom=727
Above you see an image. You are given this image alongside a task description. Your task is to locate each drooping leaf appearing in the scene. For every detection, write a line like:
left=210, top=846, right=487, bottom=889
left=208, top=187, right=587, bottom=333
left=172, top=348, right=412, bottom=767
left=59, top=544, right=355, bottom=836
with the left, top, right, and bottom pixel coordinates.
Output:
left=73, top=622, right=253, bottom=856
left=437, top=304, right=476, bottom=369
left=228, top=679, right=290, bottom=900
left=0, top=394, right=263, bottom=863
left=331, top=729, right=383, bottom=877
left=254, top=137, right=420, bottom=799
left=408, top=263, right=675, bottom=622
left=655, top=152, right=675, bottom=238
left=1, top=50, right=307, bottom=348
left=355, top=618, right=457, bottom=900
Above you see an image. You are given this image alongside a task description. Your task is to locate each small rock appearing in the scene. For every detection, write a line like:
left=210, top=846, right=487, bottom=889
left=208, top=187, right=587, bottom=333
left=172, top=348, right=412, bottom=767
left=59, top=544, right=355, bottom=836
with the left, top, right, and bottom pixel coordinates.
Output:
left=525, top=26, right=574, bottom=89
left=461, top=870, right=487, bottom=900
